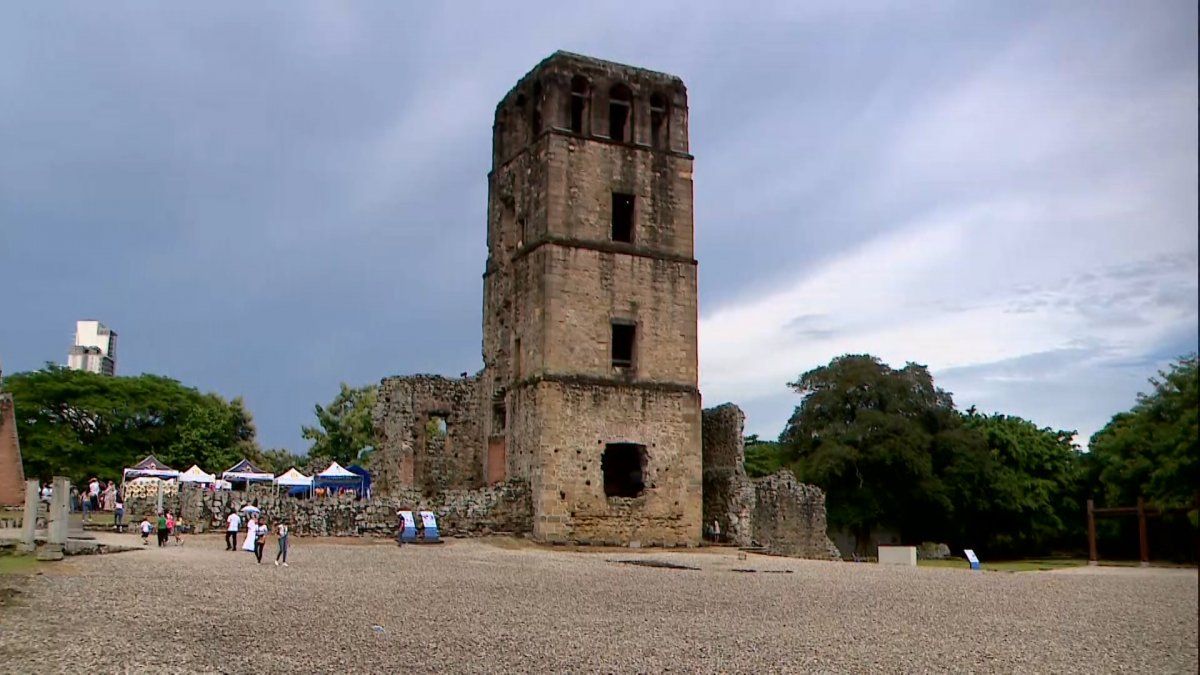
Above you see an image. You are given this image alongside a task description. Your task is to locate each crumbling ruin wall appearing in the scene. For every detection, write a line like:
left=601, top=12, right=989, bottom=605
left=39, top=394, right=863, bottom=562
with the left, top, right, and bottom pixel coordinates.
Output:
left=702, top=402, right=840, bottom=560
left=127, top=480, right=532, bottom=537
left=0, top=392, right=25, bottom=507
left=701, top=403, right=754, bottom=546
left=371, top=374, right=485, bottom=496
left=752, top=471, right=841, bottom=560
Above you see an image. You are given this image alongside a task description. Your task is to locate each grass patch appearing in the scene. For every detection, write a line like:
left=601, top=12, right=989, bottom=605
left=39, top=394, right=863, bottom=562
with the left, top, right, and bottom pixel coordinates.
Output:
left=917, top=558, right=1088, bottom=572
left=0, top=554, right=40, bottom=576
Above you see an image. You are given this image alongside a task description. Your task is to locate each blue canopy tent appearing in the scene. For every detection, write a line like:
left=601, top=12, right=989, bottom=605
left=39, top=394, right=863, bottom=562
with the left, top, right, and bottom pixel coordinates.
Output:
left=314, top=462, right=367, bottom=498
left=347, top=465, right=372, bottom=499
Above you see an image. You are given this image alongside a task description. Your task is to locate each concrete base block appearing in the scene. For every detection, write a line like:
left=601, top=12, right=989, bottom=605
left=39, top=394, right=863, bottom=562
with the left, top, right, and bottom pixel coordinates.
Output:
left=878, top=545, right=917, bottom=566
left=35, top=543, right=63, bottom=561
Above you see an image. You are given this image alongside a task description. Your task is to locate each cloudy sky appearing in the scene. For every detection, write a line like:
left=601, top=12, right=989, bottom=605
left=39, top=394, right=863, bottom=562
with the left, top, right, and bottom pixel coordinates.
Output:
left=1, top=2, right=1195, bottom=453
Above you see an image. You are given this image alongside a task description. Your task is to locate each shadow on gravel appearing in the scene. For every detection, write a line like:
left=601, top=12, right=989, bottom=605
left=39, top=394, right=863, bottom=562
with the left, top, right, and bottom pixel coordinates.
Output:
left=611, top=559, right=699, bottom=571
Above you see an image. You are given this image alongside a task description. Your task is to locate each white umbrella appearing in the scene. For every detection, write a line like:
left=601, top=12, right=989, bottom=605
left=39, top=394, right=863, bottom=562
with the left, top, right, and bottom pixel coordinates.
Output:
left=240, top=504, right=261, bottom=514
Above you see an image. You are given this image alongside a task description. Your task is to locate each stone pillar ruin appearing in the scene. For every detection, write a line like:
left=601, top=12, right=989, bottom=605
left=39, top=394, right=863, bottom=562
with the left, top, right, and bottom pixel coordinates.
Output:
left=47, top=476, right=70, bottom=545
left=20, top=479, right=38, bottom=552
left=701, top=404, right=755, bottom=546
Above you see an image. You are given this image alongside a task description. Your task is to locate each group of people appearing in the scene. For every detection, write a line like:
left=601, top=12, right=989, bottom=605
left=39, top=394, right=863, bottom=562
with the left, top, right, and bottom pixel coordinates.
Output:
left=66, top=477, right=120, bottom=523
left=138, top=510, right=183, bottom=547
left=225, top=509, right=290, bottom=566
left=35, top=478, right=126, bottom=530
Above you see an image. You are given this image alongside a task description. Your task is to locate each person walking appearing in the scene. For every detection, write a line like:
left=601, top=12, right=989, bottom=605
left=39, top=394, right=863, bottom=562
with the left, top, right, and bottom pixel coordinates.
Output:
left=275, top=522, right=289, bottom=567
left=156, top=511, right=169, bottom=547
left=113, top=497, right=124, bottom=532
left=88, top=477, right=100, bottom=512
left=80, top=486, right=92, bottom=522
left=165, top=511, right=175, bottom=544
left=103, top=481, right=116, bottom=512
left=241, top=515, right=259, bottom=555
left=225, top=510, right=241, bottom=551
left=139, top=516, right=152, bottom=546
left=173, top=515, right=184, bottom=545
left=253, top=520, right=267, bottom=564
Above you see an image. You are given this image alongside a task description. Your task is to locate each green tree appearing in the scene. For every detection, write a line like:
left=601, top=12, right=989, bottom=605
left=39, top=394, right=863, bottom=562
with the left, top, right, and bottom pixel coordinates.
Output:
left=743, top=434, right=786, bottom=478
left=301, top=383, right=378, bottom=465
left=4, top=365, right=262, bottom=483
left=260, top=448, right=306, bottom=474
left=956, top=411, right=1083, bottom=553
left=1087, top=355, right=1199, bottom=512
left=780, top=355, right=964, bottom=554
left=162, top=395, right=261, bottom=473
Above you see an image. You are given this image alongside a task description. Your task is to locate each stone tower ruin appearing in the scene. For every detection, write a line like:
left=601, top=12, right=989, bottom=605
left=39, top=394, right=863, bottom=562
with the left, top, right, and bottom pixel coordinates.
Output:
left=481, top=52, right=701, bottom=544
left=375, top=53, right=835, bottom=557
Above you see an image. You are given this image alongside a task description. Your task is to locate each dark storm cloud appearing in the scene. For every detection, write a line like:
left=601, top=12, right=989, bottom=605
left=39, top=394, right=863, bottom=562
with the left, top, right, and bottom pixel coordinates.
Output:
left=2, top=2, right=1196, bottom=451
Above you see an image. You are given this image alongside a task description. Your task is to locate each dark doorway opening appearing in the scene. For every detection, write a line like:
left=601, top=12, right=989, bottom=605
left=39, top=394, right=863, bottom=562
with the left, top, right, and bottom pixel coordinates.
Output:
left=602, top=443, right=646, bottom=498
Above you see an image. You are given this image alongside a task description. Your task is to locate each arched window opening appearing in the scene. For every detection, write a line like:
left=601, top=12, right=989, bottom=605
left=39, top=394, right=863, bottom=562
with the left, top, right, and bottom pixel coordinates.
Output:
left=650, top=93, right=668, bottom=149
left=608, top=83, right=632, bottom=142
left=570, top=75, right=590, bottom=134
left=602, top=443, right=646, bottom=498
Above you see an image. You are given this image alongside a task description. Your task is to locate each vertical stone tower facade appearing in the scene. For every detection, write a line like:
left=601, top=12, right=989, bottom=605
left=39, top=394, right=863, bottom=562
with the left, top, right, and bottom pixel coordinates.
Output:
left=481, top=52, right=701, bottom=544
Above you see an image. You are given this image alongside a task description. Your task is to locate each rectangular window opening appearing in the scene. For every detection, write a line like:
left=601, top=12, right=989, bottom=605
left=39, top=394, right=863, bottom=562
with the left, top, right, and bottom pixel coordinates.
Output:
left=514, top=337, right=522, bottom=378
left=493, top=402, right=507, bottom=431
left=611, top=322, right=635, bottom=368
left=608, top=102, right=629, bottom=141
left=611, top=193, right=634, bottom=243
left=426, top=414, right=448, bottom=439
left=602, top=443, right=646, bottom=498
left=650, top=110, right=664, bottom=147
left=570, top=95, right=586, bottom=134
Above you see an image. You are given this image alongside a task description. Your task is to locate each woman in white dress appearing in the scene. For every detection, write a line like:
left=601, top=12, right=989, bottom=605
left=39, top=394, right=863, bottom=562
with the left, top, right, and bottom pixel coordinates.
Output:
left=241, top=515, right=258, bottom=553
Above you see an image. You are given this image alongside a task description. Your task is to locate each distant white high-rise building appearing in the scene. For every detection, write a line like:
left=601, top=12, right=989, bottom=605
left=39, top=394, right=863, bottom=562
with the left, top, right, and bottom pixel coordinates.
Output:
left=67, top=320, right=117, bottom=376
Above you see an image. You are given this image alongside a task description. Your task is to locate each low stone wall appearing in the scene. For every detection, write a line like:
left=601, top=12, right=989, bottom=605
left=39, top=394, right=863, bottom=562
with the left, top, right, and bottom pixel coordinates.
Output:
left=752, top=471, right=841, bottom=560
left=125, top=479, right=532, bottom=538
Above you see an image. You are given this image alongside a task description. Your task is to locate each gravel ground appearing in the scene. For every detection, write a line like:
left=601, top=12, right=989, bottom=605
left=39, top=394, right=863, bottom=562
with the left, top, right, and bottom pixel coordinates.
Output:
left=0, top=534, right=1195, bottom=673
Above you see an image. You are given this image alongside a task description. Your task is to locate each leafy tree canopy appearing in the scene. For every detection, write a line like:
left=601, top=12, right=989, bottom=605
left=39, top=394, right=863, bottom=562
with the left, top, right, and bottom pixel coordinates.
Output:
left=301, top=382, right=378, bottom=466
left=1087, top=355, right=1198, bottom=511
left=743, top=434, right=786, bottom=478
left=780, top=354, right=963, bottom=550
left=4, top=365, right=263, bottom=484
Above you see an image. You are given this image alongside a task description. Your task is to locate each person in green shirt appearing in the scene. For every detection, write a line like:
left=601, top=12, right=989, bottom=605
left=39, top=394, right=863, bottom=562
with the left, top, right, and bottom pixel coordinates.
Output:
left=156, top=512, right=168, bottom=547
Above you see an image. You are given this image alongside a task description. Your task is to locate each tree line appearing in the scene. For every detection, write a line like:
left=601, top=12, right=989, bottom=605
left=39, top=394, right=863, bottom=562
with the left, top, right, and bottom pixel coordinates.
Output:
left=3, top=365, right=379, bottom=485
left=747, top=354, right=1198, bottom=558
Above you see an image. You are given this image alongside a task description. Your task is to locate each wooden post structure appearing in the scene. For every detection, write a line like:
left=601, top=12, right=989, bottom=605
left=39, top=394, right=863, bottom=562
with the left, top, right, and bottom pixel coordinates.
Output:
left=1136, top=497, right=1150, bottom=567
left=1086, top=499, right=1098, bottom=565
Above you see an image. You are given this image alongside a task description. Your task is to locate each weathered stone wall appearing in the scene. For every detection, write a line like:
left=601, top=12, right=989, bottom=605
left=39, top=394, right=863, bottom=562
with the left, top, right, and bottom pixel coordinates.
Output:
left=0, top=394, right=25, bottom=507
left=126, top=480, right=532, bottom=538
left=371, top=374, right=485, bottom=496
left=528, top=381, right=701, bottom=545
left=701, top=403, right=754, bottom=546
left=751, top=471, right=841, bottom=560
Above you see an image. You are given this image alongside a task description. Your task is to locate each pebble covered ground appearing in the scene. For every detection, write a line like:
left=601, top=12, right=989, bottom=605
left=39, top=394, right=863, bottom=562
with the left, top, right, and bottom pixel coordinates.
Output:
left=0, top=534, right=1195, bottom=673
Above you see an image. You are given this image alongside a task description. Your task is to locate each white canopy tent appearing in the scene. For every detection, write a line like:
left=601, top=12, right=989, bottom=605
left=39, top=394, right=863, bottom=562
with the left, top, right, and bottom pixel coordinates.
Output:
left=275, top=467, right=313, bottom=487
left=316, top=462, right=356, bottom=479
left=178, top=465, right=216, bottom=484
